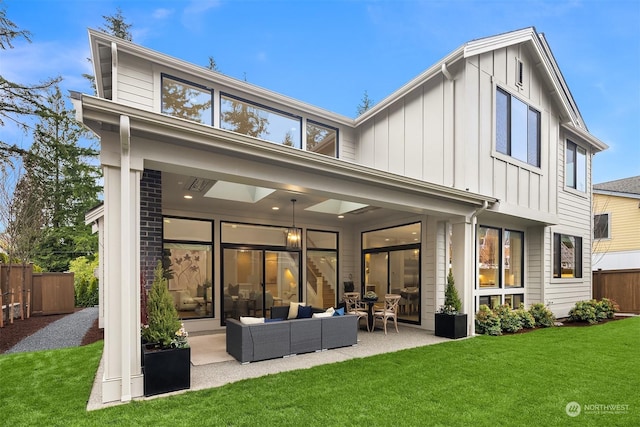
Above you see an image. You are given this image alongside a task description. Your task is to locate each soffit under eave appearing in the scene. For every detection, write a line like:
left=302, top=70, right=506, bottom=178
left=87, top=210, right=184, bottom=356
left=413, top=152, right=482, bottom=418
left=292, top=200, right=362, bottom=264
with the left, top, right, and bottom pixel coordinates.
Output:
left=561, top=123, right=608, bottom=152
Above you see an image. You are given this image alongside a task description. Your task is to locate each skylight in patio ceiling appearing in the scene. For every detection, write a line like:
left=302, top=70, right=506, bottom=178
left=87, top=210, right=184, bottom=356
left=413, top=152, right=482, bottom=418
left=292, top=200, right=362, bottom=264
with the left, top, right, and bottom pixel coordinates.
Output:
left=203, top=181, right=276, bottom=203
left=305, top=199, right=369, bottom=215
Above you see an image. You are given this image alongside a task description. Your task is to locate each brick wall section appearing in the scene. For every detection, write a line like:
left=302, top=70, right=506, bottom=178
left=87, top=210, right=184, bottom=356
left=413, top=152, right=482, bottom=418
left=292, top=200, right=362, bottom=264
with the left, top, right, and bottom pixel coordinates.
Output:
left=140, top=169, right=163, bottom=290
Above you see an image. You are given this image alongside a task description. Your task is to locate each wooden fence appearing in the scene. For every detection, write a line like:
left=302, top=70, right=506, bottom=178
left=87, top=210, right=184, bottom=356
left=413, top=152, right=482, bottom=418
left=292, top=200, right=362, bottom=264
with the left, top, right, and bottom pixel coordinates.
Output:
left=1, top=264, right=74, bottom=324
left=592, top=269, right=640, bottom=314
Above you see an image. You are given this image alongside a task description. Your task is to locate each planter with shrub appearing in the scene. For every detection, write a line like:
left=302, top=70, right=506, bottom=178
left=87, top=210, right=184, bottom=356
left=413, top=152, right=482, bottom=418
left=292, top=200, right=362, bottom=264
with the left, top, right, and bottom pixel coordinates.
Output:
left=141, top=261, right=190, bottom=397
left=435, top=270, right=467, bottom=339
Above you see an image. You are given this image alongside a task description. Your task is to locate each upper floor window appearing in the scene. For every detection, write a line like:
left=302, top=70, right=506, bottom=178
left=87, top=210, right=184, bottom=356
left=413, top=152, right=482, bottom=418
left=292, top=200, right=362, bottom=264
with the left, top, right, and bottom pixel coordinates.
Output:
left=566, top=140, right=586, bottom=192
left=553, top=233, right=582, bottom=279
left=594, top=213, right=610, bottom=239
left=306, top=120, right=337, bottom=158
left=161, top=75, right=213, bottom=125
left=220, top=93, right=301, bottom=148
left=496, top=88, right=540, bottom=167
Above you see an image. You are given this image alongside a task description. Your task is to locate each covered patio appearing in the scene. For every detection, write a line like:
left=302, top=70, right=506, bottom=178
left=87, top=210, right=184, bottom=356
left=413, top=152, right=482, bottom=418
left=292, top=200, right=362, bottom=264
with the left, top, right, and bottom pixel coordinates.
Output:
left=87, top=324, right=452, bottom=409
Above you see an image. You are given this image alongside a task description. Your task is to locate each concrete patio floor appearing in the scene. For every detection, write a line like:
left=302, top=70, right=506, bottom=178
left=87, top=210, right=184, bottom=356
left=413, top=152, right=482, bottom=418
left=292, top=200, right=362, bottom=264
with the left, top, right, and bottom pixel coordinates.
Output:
left=87, top=324, right=456, bottom=410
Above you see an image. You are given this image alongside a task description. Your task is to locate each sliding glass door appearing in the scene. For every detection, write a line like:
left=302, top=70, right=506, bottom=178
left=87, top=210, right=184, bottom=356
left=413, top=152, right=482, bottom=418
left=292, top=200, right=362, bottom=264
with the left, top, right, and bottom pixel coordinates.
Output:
left=222, top=247, right=299, bottom=323
left=363, top=223, right=421, bottom=324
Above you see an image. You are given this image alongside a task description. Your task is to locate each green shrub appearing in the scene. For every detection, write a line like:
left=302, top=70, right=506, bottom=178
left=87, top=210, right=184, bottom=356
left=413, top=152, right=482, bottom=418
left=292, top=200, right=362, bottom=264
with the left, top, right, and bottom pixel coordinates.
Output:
left=69, top=256, right=99, bottom=307
left=597, top=298, right=619, bottom=319
left=516, top=304, right=536, bottom=329
left=528, top=303, right=555, bottom=328
left=141, top=261, right=185, bottom=348
left=569, top=298, right=619, bottom=324
left=568, top=300, right=598, bottom=324
left=494, top=304, right=523, bottom=333
left=443, top=269, right=462, bottom=313
left=475, top=304, right=501, bottom=335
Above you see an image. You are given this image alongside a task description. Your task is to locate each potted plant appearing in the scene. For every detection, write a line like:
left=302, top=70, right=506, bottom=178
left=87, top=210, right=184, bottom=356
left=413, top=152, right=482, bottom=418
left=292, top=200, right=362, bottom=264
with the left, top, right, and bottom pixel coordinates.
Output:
left=435, top=269, right=467, bottom=339
left=141, top=261, right=190, bottom=396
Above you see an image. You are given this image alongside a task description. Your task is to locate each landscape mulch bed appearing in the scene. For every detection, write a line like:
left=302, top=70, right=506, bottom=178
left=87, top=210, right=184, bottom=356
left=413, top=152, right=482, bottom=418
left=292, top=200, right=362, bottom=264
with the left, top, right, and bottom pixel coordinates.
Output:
left=0, top=308, right=103, bottom=354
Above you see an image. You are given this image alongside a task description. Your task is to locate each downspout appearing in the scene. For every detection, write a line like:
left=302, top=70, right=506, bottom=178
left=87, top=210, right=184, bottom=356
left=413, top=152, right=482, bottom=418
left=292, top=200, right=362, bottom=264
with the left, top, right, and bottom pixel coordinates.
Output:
left=119, top=115, right=131, bottom=402
left=468, top=200, right=490, bottom=335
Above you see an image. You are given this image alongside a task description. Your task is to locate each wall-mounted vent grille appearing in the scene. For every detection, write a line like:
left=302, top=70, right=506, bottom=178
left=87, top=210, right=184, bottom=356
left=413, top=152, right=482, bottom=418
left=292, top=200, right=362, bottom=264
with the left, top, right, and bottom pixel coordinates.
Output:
left=184, top=177, right=214, bottom=193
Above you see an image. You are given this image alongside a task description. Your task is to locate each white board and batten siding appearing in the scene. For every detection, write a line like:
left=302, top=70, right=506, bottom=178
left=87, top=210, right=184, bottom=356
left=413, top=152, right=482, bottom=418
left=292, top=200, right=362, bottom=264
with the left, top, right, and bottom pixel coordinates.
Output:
left=464, top=46, right=556, bottom=219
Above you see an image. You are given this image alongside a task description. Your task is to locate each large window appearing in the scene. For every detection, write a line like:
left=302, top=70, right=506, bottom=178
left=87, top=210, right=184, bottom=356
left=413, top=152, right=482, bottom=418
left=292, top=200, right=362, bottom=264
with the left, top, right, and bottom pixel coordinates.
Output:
left=553, top=233, right=582, bottom=278
left=594, top=213, right=610, bottom=239
left=566, top=140, right=586, bottom=192
left=477, top=226, right=524, bottom=310
left=496, top=87, right=540, bottom=167
left=163, top=217, right=213, bottom=319
left=161, top=75, right=213, bottom=125
left=220, top=93, right=302, bottom=148
left=306, top=121, right=337, bottom=158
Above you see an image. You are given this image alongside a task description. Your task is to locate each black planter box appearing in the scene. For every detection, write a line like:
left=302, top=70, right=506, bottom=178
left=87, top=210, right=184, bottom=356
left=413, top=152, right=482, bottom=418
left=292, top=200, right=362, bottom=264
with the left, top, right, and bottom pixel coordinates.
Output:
left=143, top=346, right=191, bottom=396
left=435, top=313, right=468, bottom=339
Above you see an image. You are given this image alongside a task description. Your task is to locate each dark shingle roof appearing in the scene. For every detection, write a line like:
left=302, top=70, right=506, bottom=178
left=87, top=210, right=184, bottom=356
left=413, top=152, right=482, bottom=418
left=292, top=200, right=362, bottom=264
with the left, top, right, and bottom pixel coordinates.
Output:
left=594, top=176, right=640, bottom=195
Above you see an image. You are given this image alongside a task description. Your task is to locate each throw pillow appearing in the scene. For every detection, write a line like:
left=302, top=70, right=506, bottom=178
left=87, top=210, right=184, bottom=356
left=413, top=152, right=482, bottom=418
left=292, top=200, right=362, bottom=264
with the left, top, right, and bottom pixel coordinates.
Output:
left=288, top=302, right=306, bottom=319
left=297, top=305, right=313, bottom=319
left=325, top=307, right=335, bottom=315
left=312, top=312, right=333, bottom=318
left=240, top=316, right=265, bottom=325
left=333, top=307, right=345, bottom=316
left=265, top=318, right=283, bottom=323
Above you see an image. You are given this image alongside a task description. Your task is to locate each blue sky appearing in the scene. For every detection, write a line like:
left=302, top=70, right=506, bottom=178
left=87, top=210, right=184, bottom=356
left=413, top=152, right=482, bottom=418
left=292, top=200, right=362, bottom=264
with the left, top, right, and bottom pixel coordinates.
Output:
left=2, top=0, right=639, bottom=184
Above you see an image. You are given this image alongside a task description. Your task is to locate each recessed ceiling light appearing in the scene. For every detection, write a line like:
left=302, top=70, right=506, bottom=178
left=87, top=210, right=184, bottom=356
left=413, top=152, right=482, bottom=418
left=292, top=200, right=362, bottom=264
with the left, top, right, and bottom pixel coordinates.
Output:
left=384, top=238, right=390, bottom=241
left=412, top=231, right=417, bottom=235
left=338, top=215, right=344, bottom=219
left=272, top=206, right=280, bottom=210
left=184, top=195, right=193, bottom=199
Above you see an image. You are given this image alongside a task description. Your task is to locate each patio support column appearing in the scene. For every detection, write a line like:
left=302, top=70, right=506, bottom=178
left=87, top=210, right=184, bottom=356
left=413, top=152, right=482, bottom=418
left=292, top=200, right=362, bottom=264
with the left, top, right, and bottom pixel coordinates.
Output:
left=451, top=218, right=474, bottom=336
left=100, top=117, right=143, bottom=403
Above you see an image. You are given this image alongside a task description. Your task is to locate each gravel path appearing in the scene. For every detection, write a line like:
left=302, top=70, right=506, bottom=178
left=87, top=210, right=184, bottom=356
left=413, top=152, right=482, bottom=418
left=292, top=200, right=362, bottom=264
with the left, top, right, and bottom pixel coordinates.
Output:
left=5, top=307, right=98, bottom=354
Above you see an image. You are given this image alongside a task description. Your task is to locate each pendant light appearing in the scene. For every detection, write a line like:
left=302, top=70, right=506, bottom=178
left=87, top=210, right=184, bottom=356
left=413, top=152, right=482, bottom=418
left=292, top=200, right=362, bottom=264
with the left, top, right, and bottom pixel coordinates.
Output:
left=286, top=198, right=301, bottom=249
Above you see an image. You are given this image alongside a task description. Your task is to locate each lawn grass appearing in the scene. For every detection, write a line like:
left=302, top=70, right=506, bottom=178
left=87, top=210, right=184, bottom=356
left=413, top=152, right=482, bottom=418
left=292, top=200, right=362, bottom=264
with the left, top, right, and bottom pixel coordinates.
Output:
left=1, top=317, right=638, bottom=426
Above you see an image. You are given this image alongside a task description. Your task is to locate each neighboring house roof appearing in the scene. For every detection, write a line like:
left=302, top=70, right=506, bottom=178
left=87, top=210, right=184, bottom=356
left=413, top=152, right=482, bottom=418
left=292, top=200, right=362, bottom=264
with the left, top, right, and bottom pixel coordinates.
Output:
left=594, top=176, right=640, bottom=198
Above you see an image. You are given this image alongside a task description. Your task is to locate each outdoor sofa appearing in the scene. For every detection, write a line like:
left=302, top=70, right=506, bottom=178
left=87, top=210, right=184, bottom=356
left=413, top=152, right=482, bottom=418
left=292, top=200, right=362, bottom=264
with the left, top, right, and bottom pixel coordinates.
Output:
left=225, top=305, right=358, bottom=363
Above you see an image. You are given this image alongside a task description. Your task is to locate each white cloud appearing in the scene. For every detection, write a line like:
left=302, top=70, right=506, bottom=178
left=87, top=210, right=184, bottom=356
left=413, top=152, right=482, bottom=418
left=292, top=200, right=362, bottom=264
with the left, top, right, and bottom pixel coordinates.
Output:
left=180, top=0, right=222, bottom=33
left=152, top=8, right=174, bottom=20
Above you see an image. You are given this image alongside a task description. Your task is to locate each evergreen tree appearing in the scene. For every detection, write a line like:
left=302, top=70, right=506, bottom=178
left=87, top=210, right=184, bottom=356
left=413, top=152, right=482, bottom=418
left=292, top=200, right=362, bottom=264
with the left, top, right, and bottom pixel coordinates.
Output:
left=206, top=56, right=219, bottom=72
left=142, top=261, right=182, bottom=348
left=356, top=90, right=374, bottom=116
left=100, top=7, right=132, bottom=41
left=28, top=85, right=101, bottom=271
left=83, top=7, right=133, bottom=93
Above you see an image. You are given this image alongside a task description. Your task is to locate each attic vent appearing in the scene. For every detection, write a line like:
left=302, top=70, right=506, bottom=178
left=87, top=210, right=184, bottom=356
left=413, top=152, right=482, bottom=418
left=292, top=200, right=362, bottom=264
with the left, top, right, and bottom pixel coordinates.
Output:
left=516, top=58, right=524, bottom=87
